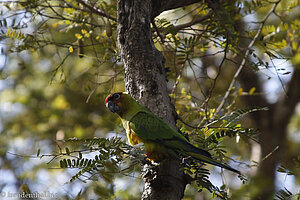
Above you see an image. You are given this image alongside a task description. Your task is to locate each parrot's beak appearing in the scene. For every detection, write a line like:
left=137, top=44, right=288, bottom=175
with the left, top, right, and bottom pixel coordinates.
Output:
left=106, top=101, right=121, bottom=114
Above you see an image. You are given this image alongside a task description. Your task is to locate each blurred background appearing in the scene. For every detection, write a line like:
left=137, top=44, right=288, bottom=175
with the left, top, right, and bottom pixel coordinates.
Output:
left=0, top=0, right=299, bottom=199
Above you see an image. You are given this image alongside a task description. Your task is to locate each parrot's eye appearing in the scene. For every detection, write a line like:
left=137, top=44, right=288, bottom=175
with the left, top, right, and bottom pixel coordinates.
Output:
left=114, top=93, right=121, bottom=100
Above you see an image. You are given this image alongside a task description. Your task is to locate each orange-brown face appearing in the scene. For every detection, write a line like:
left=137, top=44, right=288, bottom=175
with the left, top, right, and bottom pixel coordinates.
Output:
left=105, top=93, right=122, bottom=114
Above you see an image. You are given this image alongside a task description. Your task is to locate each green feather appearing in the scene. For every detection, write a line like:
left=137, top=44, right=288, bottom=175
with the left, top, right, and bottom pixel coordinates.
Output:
left=114, top=92, right=240, bottom=174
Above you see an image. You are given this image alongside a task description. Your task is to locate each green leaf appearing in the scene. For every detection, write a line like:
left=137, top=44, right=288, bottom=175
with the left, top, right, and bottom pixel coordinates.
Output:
left=275, top=188, right=294, bottom=200
left=67, top=159, right=72, bottom=167
left=60, top=160, right=65, bottom=168
left=36, top=149, right=40, bottom=157
left=66, top=147, right=70, bottom=155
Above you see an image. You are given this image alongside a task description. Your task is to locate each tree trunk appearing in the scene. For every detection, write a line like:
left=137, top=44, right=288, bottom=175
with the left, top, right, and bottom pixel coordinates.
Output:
left=236, top=20, right=300, bottom=200
left=240, top=68, right=300, bottom=200
left=117, top=0, right=187, bottom=199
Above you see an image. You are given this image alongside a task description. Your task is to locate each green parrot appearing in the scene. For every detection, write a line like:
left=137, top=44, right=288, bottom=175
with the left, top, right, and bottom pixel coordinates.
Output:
left=105, top=92, right=240, bottom=174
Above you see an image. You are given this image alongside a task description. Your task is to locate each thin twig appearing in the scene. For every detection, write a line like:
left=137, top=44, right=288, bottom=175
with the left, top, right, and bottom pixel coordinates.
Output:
left=75, top=0, right=116, bottom=21
left=86, top=69, right=121, bottom=103
left=171, top=65, right=185, bottom=95
left=213, top=1, right=281, bottom=117
left=7, top=152, right=37, bottom=158
left=152, top=20, right=165, bottom=43
left=50, top=53, right=70, bottom=83
left=170, top=12, right=212, bottom=31
left=260, top=146, right=279, bottom=162
left=269, top=54, right=287, bottom=95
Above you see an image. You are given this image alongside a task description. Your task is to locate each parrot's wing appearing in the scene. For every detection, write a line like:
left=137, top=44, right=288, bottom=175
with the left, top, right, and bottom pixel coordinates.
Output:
left=129, top=111, right=211, bottom=158
left=129, top=111, right=240, bottom=174
left=129, top=111, right=183, bottom=140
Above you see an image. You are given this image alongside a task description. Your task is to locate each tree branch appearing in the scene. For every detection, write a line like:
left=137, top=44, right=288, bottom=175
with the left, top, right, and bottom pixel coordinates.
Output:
left=151, top=0, right=200, bottom=18
left=117, top=0, right=187, bottom=199
left=214, top=1, right=280, bottom=115
left=170, top=11, right=212, bottom=31
left=76, top=0, right=116, bottom=21
left=275, top=68, right=300, bottom=125
left=284, top=68, right=300, bottom=105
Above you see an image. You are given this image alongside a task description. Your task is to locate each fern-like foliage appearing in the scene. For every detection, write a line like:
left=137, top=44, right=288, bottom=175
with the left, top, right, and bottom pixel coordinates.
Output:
left=275, top=188, right=300, bottom=200
left=51, top=137, right=141, bottom=183
left=43, top=108, right=262, bottom=197
left=201, top=107, right=266, bottom=149
left=218, top=107, right=268, bottom=126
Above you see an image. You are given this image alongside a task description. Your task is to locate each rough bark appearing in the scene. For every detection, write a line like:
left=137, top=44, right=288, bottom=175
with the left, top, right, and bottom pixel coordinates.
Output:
left=117, top=0, right=175, bottom=124
left=117, top=0, right=194, bottom=199
left=115, top=0, right=300, bottom=199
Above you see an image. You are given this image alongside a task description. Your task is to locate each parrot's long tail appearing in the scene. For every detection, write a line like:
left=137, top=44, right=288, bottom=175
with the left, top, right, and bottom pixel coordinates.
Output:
left=183, top=142, right=241, bottom=174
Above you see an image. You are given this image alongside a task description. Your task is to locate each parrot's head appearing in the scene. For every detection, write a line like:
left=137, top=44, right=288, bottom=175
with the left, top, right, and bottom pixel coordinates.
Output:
left=105, top=92, right=142, bottom=119
left=105, top=92, right=123, bottom=115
